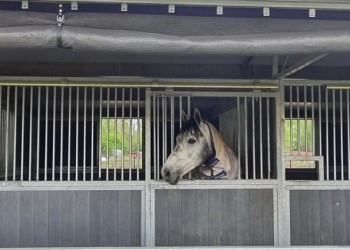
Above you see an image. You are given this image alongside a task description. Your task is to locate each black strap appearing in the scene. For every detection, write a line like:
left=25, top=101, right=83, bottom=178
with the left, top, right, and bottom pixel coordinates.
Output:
left=201, top=170, right=227, bottom=180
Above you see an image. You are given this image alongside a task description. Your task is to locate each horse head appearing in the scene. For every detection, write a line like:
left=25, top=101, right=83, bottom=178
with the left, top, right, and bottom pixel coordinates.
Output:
left=161, top=109, right=239, bottom=185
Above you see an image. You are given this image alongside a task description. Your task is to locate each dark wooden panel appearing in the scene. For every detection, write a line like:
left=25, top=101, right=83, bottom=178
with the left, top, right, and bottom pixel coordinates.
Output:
left=195, top=189, right=209, bottom=246
left=34, top=191, right=49, bottom=247
left=208, top=189, right=223, bottom=246
left=222, top=189, right=236, bottom=246
left=333, top=190, right=347, bottom=245
left=90, top=191, right=104, bottom=247
left=320, top=190, right=333, bottom=245
left=103, top=191, right=118, bottom=247
left=168, top=190, right=182, bottom=246
left=262, top=189, right=274, bottom=245
left=62, top=191, right=76, bottom=247
left=48, top=191, right=63, bottom=247
left=155, top=189, right=168, bottom=246
left=181, top=189, right=196, bottom=246
left=76, top=191, right=90, bottom=247
left=307, top=190, right=320, bottom=245
left=20, top=191, right=35, bottom=247
left=298, top=191, right=308, bottom=245
left=131, top=190, right=141, bottom=246
left=0, top=192, right=6, bottom=247
left=117, top=190, right=132, bottom=246
left=6, top=191, right=20, bottom=247
left=290, top=191, right=301, bottom=245
left=249, top=189, right=263, bottom=245
left=236, top=189, right=250, bottom=245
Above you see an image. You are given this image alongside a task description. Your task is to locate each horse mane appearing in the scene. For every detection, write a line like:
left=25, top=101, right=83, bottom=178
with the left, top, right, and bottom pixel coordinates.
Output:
left=177, top=118, right=203, bottom=139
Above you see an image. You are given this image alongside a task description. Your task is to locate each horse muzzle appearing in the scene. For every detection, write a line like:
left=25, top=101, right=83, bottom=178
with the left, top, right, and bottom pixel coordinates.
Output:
left=162, top=168, right=181, bottom=185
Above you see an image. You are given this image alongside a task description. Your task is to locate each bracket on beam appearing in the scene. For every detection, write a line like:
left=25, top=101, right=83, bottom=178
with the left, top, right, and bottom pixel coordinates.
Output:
left=275, top=53, right=328, bottom=79
left=21, top=0, right=29, bottom=9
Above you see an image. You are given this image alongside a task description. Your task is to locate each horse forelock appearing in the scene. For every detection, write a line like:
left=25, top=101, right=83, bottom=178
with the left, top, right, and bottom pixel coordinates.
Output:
left=177, top=118, right=203, bottom=140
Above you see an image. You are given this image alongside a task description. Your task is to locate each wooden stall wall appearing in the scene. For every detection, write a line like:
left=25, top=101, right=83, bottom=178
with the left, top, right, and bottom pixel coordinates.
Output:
left=0, top=190, right=141, bottom=248
left=155, top=189, right=274, bottom=246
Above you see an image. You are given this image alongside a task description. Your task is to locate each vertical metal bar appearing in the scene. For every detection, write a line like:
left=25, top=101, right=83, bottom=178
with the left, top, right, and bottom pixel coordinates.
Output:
left=114, top=88, right=117, bottom=181
left=13, top=87, right=18, bottom=181
left=0, top=87, right=2, bottom=176
left=99, top=87, right=102, bottom=180
left=179, top=96, right=182, bottom=129
left=318, top=86, right=322, bottom=156
left=187, top=96, right=191, bottom=116
left=152, top=95, right=156, bottom=180
left=83, top=87, right=87, bottom=181
left=326, top=89, right=329, bottom=180
left=76, top=87, right=79, bottom=181
left=20, top=87, right=25, bottom=181
left=289, top=84, right=293, bottom=156
left=297, top=84, right=300, bottom=155
left=252, top=97, right=256, bottom=179
left=29, top=87, right=33, bottom=181
left=340, top=90, right=344, bottom=180
left=5, top=87, right=10, bottom=181
left=91, top=87, right=95, bottom=181
left=333, top=90, right=336, bottom=180
left=311, top=85, right=315, bottom=155
left=121, top=88, right=125, bottom=181
left=170, top=96, right=175, bottom=150
left=164, top=96, right=168, bottom=160
left=60, top=88, right=64, bottom=181
left=267, top=98, right=271, bottom=179
left=162, top=96, right=165, bottom=166
left=156, top=97, right=160, bottom=180
left=244, top=97, right=248, bottom=179
left=68, top=87, right=72, bottom=181
left=137, top=88, right=140, bottom=181
left=237, top=97, right=241, bottom=179
left=347, top=90, right=350, bottom=180
left=129, top=88, right=132, bottom=181
left=106, top=87, right=110, bottom=181
left=52, top=87, right=57, bottom=181
left=259, top=97, right=263, bottom=179
left=304, top=85, right=308, bottom=156
left=36, top=87, right=41, bottom=181
left=45, top=87, right=49, bottom=181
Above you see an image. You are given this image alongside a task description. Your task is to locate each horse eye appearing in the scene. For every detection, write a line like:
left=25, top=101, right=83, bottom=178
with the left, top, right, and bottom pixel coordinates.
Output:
left=188, top=138, right=196, bottom=144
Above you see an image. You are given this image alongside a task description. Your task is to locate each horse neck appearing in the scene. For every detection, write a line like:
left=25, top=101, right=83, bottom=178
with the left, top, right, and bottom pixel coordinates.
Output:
left=206, top=122, right=226, bottom=157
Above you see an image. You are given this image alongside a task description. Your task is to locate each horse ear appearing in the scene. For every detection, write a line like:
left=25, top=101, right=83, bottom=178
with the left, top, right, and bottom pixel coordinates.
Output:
left=193, top=108, right=202, bottom=125
left=181, top=110, right=190, bottom=123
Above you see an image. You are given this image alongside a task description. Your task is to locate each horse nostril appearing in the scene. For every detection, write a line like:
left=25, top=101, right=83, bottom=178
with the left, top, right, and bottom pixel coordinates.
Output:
left=164, top=169, right=171, bottom=178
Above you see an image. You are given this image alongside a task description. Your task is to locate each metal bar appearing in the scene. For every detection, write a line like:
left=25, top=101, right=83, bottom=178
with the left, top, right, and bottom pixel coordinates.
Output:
left=187, top=96, right=191, bottom=117
left=347, top=90, right=350, bottom=180
left=156, top=97, right=160, bottom=180
left=29, top=87, right=33, bottom=181
left=52, top=87, right=57, bottom=180
left=20, top=87, right=25, bottom=181
left=106, top=88, right=110, bottom=181
left=129, top=88, right=133, bottom=181
left=259, top=97, right=263, bottom=179
left=121, top=88, right=125, bottom=181
left=237, top=97, right=241, bottom=179
left=18, top=0, right=350, bottom=11
left=340, top=90, right=344, bottom=180
left=275, top=54, right=328, bottom=79
left=60, top=88, right=64, bottom=181
left=326, top=89, right=329, bottom=180
left=91, top=87, right=95, bottom=181
left=311, top=85, right=315, bottom=155
left=99, top=87, right=103, bottom=180
left=76, top=88, right=79, bottom=181
left=170, top=96, right=175, bottom=150
left=162, top=96, right=165, bottom=167
left=152, top=95, right=156, bottom=180
left=137, top=88, right=140, bottom=181
left=304, top=85, right=307, bottom=156
left=68, top=87, right=72, bottom=181
left=267, top=98, right=271, bottom=179
left=114, top=88, right=117, bottom=181
left=36, top=87, right=41, bottom=181
left=5, top=87, right=10, bottom=181
left=12, top=87, right=18, bottom=181
left=252, top=97, right=256, bottom=179
left=297, top=84, right=300, bottom=155
left=179, top=96, right=182, bottom=129
left=333, top=90, right=336, bottom=180
left=84, top=87, right=87, bottom=181
left=164, top=96, right=168, bottom=161
left=45, top=87, right=49, bottom=181
left=0, top=87, right=2, bottom=176
left=289, top=84, right=292, bottom=156
left=318, top=85, right=322, bottom=157
left=244, top=97, right=248, bottom=179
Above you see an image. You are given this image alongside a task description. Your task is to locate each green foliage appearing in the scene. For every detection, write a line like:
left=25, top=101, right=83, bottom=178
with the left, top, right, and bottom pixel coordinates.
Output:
left=101, top=118, right=143, bottom=157
left=285, top=119, right=313, bottom=154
